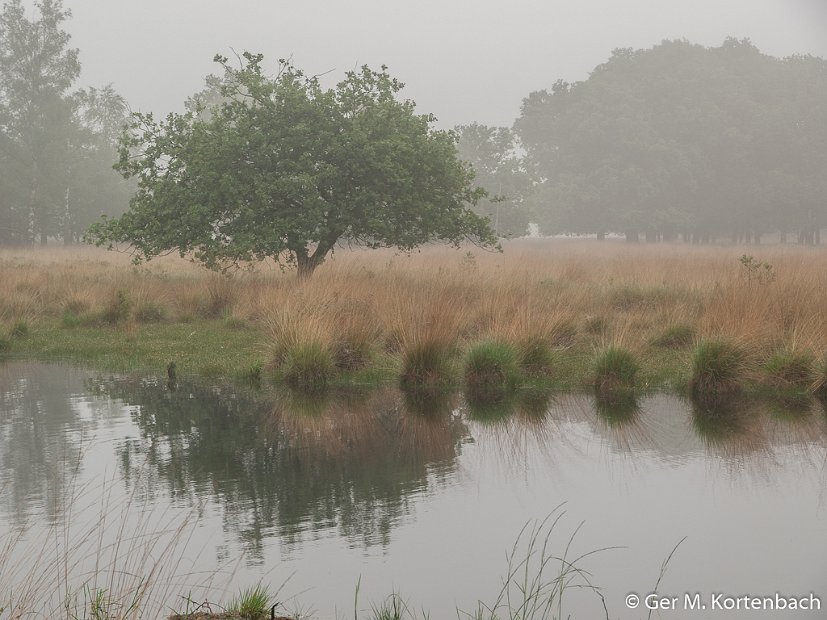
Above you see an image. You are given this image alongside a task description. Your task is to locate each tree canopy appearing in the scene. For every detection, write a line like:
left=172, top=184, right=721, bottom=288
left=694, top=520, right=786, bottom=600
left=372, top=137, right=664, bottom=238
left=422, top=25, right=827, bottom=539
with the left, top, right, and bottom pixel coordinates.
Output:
left=0, top=0, right=131, bottom=246
left=90, top=53, right=497, bottom=277
left=515, top=39, right=827, bottom=243
left=455, top=123, right=533, bottom=238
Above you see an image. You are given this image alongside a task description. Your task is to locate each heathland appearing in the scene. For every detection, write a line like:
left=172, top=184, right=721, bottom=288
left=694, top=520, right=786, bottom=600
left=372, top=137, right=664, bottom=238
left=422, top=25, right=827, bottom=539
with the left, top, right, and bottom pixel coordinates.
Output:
left=1, top=239, right=826, bottom=399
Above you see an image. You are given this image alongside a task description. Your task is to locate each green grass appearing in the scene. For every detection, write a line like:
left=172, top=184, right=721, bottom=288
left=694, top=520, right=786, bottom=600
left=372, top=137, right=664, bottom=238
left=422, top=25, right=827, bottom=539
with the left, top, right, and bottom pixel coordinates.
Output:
left=593, top=346, right=638, bottom=396
left=814, top=356, right=827, bottom=400
left=464, top=341, right=520, bottom=391
left=652, top=324, right=695, bottom=348
left=227, top=583, right=273, bottom=619
left=689, top=339, right=745, bottom=400
left=400, top=341, right=454, bottom=389
left=516, top=338, right=554, bottom=378
left=281, top=342, right=335, bottom=391
left=763, top=349, right=814, bottom=389
left=15, top=318, right=263, bottom=380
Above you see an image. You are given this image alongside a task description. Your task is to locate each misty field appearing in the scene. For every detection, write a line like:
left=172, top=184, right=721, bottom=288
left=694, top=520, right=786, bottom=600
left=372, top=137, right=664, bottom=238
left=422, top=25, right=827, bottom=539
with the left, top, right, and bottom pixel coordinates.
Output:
left=1, top=239, right=826, bottom=394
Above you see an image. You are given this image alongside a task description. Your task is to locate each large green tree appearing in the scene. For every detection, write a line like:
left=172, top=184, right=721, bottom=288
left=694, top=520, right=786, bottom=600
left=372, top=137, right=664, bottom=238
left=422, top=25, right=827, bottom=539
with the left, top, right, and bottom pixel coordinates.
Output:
left=516, top=39, right=827, bottom=243
left=90, top=53, right=497, bottom=277
left=0, top=0, right=131, bottom=245
left=0, top=0, right=78, bottom=245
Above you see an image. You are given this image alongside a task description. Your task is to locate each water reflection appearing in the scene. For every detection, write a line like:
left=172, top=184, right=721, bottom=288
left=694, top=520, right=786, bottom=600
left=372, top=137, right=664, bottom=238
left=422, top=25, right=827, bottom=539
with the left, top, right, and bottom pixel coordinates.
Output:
left=2, top=362, right=827, bottom=585
left=101, top=378, right=469, bottom=560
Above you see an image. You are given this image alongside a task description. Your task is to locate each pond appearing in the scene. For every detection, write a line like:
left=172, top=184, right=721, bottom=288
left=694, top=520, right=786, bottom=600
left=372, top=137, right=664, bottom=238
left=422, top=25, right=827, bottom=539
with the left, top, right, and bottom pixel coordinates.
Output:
left=1, top=361, right=825, bottom=618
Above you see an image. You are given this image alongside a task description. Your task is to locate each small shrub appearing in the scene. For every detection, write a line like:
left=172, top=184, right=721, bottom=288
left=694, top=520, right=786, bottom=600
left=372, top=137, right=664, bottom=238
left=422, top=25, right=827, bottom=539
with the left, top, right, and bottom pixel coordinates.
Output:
left=689, top=339, right=745, bottom=399
left=739, top=254, right=775, bottom=285
left=0, top=335, right=10, bottom=354
left=135, top=302, right=165, bottom=323
left=517, top=338, right=554, bottom=378
left=400, top=341, right=453, bottom=389
left=10, top=320, right=28, bottom=339
left=652, top=324, right=694, bottom=348
left=764, top=349, right=814, bottom=390
left=99, top=289, right=131, bottom=325
left=282, top=342, right=334, bottom=390
left=593, top=346, right=638, bottom=395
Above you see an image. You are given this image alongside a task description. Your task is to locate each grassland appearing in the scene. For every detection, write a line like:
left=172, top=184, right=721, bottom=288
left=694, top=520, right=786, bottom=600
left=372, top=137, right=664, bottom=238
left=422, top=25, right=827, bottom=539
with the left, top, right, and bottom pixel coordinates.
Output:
left=1, top=240, right=826, bottom=395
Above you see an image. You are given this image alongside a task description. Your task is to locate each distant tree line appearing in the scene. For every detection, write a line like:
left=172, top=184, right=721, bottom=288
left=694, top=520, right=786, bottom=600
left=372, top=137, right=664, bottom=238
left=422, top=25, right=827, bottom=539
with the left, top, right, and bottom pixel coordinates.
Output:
left=0, top=0, right=131, bottom=246
left=459, top=39, right=827, bottom=243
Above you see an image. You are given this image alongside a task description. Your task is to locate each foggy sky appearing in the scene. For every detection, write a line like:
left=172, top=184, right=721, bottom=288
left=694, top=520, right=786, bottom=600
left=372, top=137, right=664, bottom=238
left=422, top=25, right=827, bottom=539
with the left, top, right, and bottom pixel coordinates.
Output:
left=49, top=0, right=827, bottom=128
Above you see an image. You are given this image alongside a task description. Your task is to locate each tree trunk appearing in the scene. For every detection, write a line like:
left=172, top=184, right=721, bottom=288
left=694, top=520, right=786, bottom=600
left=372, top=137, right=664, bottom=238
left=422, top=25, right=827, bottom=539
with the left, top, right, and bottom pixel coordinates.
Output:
left=624, top=229, right=639, bottom=243
left=296, top=252, right=320, bottom=280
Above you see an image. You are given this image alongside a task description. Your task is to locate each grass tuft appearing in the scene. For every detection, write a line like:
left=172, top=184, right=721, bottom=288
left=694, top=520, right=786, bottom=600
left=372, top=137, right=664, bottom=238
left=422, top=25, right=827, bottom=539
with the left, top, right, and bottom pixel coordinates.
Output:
left=689, top=339, right=745, bottom=400
left=652, top=324, right=694, bottom=348
left=763, top=349, right=814, bottom=390
left=593, top=346, right=638, bottom=396
left=99, top=289, right=131, bottom=325
left=517, top=338, right=554, bottom=378
left=135, top=302, right=166, bottom=323
left=282, top=342, right=334, bottom=391
left=227, top=583, right=273, bottom=619
left=813, top=356, right=827, bottom=400
left=400, top=341, right=454, bottom=389
left=10, top=320, right=29, bottom=338
left=465, top=341, right=520, bottom=391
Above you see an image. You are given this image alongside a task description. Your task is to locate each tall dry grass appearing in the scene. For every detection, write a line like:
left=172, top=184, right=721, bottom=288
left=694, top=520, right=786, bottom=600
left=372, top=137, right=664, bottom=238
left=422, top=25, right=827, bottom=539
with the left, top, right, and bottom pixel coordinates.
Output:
left=2, top=240, right=827, bottom=372
left=0, top=464, right=237, bottom=619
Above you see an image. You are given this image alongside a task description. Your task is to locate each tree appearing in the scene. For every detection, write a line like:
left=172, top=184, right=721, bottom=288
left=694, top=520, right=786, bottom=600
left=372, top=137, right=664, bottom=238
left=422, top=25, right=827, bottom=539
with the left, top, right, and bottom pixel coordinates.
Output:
left=89, top=53, right=497, bottom=278
left=0, top=0, right=79, bottom=244
left=455, top=123, right=533, bottom=237
left=515, top=39, right=827, bottom=243
left=63, top=85, right=132, bottom=243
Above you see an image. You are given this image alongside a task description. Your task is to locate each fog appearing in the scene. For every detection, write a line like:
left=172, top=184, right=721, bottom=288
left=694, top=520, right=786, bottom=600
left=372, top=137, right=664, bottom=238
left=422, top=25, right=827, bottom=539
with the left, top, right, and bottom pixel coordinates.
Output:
left=59, top=0, right=827, bottom=127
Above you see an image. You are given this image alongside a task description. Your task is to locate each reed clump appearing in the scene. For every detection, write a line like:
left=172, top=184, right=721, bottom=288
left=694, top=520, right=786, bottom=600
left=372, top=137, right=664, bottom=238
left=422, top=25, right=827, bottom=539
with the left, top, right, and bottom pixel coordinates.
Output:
left=593, top=346, right=638, bottom=397
left=464, top=341, right=520, bottom=392
left=763, top=349, right=814, bottom=390
left=689, top=339, right=746, bottom=400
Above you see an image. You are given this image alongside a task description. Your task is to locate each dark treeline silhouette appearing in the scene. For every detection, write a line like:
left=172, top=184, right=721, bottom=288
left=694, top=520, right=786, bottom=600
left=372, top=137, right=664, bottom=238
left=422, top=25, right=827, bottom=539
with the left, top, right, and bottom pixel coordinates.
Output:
left=460, top=39, right=826, bottom=243
left=0, top=0, right=131, bottom=246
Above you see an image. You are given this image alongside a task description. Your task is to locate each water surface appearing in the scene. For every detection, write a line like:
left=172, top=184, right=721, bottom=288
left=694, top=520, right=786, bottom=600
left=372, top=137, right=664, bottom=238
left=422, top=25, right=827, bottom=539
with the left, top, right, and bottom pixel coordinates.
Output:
left=1, top=362, right=825, bottom=618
